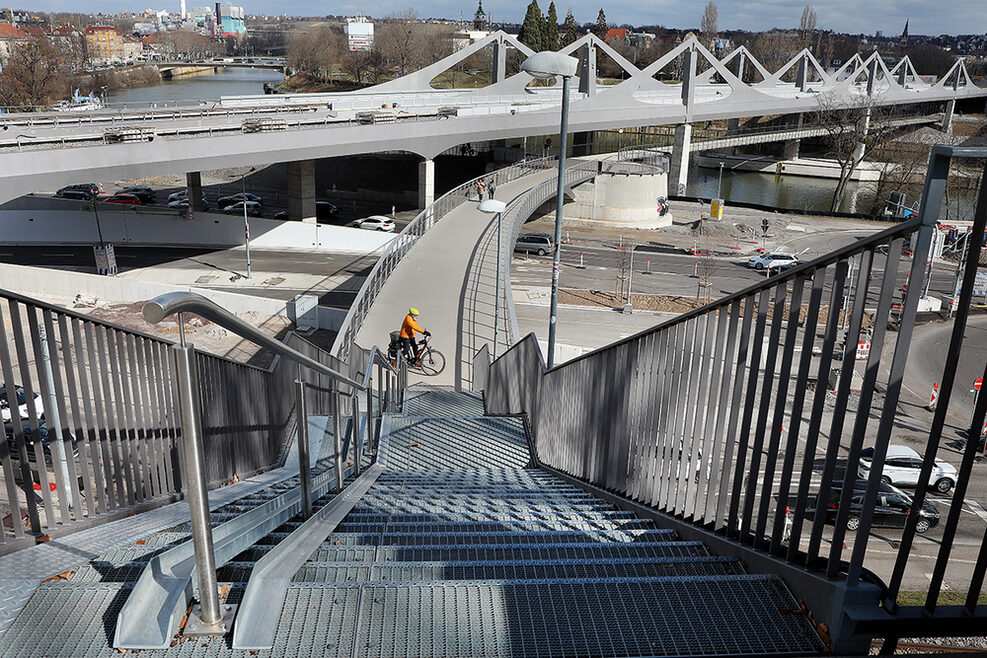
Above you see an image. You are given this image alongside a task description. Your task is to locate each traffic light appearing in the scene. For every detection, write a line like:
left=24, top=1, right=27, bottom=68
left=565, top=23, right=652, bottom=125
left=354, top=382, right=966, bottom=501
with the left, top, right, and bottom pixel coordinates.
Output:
left=762, top=218, right=769, bottom=235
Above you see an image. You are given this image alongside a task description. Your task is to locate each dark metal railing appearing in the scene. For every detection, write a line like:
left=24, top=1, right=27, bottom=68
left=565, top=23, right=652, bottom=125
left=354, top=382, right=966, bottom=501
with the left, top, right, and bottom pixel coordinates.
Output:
left=484, top=145, right=987, bottom=650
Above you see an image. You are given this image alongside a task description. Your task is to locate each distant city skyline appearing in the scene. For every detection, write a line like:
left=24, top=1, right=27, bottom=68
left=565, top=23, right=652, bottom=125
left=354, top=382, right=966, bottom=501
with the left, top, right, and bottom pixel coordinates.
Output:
left=14, top=0, right=986, bottom=38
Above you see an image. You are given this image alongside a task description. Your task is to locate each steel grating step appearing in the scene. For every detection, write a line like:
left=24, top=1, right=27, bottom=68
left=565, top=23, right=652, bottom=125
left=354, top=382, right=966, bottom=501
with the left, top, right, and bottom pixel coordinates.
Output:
left=340, top=576, right=824, bottom=657
left=292, top=556, right=745, bottom=583
left=374, top=541, right=706, bottom=562
left=342, top=511, right=637, bottom=523
left=323, top=529, right=676, bottom=547
left=334, top=519, right=656, bottom=534
left=401, top=388, right=486, bottom=416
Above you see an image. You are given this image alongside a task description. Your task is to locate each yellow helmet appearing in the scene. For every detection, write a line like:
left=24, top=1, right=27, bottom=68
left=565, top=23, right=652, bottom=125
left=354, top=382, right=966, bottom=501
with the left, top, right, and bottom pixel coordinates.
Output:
left=409, top=307, right=420, bottom=316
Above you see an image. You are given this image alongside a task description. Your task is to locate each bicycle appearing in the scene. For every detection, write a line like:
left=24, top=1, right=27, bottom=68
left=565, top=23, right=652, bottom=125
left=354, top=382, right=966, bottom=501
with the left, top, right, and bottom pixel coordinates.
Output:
left=406, top=334, right=446, bottom=376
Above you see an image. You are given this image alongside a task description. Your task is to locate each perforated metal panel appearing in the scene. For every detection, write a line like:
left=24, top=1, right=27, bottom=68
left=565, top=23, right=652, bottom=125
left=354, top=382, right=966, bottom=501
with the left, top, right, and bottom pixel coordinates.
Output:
left=402, top=388, right=486, bottom=416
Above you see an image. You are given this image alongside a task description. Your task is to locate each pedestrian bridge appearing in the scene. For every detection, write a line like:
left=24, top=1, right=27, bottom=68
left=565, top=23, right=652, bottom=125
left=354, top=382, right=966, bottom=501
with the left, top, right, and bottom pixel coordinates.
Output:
left=0, top=31, right=982, bottom=206
left=1, top=146, right=987, bottom=655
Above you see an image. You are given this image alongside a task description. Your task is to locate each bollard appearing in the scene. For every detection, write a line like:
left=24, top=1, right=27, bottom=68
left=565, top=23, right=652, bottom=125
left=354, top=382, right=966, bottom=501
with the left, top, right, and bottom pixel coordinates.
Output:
left=332, top=385, right=345, bottom=492
left=294, top=380, right=312, bottom=520
left=172, top=343, right=224, bottom=633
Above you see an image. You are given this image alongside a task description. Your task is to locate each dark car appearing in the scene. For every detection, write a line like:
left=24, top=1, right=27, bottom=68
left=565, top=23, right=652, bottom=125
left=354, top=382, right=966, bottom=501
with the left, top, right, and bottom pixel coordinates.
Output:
left=804, top=479, right=940, bottom=534
left=115, top=186, right=155, bottom=202
left=103, top=193, right=141, bottom=205
left=273, top=201, right=338, bottom=221
left=5, top=421, right=78, bottom=466
left=56, top=189, right=93, bottom=201
left=57, top=183, right=100, bottom=198
left=218, top=192, right=263, bottom=207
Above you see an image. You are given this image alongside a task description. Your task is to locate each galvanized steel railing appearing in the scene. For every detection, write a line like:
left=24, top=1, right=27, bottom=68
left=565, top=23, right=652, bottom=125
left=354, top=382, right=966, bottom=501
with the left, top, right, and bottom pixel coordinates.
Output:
left=0, top=288, right=305, bottom=552
left=330, top=155, right=556, bottom=362
left=485, top=145, right=987, bottom=648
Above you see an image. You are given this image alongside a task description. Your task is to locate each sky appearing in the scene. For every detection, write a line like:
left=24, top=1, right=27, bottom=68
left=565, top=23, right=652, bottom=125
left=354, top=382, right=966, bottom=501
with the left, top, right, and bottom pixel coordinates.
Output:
left=24, top=0, right=987, bottom=36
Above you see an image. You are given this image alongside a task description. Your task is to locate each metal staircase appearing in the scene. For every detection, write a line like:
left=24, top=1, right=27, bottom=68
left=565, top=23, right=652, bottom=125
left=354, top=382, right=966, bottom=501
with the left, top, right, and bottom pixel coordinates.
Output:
left=0, top=386, right=824, bottom=657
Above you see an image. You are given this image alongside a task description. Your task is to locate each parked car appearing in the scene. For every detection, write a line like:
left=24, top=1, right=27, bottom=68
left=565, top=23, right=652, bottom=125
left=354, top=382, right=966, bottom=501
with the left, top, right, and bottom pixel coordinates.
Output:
left=805, top=479, right=940, bottom=534
left=57, top=189, right=93, bottom=201
left=0, top=384, right=44, bottom=423
left=515, top=234, right=555, bottom=256
left=355, top=216, right=395, bottom=232
left=218, top=192, right=263, bottom=207
left=858, top=444, right=958, bottom=494
left=4, top=421, right=78, bottom=466
left=56, top=183, right=100, bottom=199
left=115, top=186, right=155, bottom=202
left=747, top=252, right=799, bottom=271
left=103, top=193, right=141, bottom=205
left=168, top=195, right=208, bottom=209
left=223, top=200, right=264, bottom=216
left=168, top=189, right=190, bottom=203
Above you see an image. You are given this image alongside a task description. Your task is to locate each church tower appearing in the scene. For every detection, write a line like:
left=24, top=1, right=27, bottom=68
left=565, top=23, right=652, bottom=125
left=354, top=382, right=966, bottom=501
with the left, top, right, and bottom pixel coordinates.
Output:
left=473, top=0, right=488, bottom=30
left=899, top=19, right=909, bottom=49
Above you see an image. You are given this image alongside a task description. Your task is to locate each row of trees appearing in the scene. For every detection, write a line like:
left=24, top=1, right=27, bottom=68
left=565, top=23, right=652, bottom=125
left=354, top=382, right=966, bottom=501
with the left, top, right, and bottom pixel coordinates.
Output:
left=517, top=1, right=609, bottom=52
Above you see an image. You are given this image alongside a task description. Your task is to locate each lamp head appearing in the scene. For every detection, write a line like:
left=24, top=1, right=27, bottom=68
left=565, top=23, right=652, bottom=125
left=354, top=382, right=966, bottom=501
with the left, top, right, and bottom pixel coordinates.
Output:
left=521, top=51, right=578, bottom=79
left=478, top=199, right=507, bottom=214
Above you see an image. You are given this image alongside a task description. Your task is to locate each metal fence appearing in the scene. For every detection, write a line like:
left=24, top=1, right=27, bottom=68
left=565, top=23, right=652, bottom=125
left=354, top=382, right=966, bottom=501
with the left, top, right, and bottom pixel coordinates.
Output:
left=0, top=288, right=332, bottom=552
left=330, top=156, right=557, bottom=361
left=485, top=145, right=987, bottom=647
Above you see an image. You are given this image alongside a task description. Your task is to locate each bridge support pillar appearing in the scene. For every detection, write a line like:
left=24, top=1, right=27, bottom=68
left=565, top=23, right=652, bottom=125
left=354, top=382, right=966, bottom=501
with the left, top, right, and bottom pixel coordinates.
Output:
left=941, top=99, right=955, bottom=133
left=418, top=158, right=435, bottom=209
left=734, top=51, right=746, bottom=82
left=492, top=36, right=507, bottom=84
left=853, top=108, right=872, bottom=161
left=668, top=123, right=692, bottom=196
left=782, top=139, right=800, bottom=160
left=578, top=43, right=596, bottom=96
left=286, top=159, right=317, bottom=223
left=186, top=171, right=205, bottom=212
left=796, top=54, right=809, bottom=92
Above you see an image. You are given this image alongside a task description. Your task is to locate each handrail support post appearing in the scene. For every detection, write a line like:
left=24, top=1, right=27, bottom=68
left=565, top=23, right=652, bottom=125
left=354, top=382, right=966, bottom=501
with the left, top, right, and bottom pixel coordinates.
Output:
left=294, top=379, right=312, bottom=520
left=332, top=385, right=345, bottom=491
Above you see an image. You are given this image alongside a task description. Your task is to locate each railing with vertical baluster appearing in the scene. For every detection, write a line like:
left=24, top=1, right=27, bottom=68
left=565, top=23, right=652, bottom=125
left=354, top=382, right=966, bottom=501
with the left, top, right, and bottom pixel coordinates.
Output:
left=484, top=145, right=987, bottom=651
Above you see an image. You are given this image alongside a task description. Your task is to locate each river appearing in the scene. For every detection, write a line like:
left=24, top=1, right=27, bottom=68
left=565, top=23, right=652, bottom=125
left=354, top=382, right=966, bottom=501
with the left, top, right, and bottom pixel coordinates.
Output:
left=105, top=67, right=284, bottom=107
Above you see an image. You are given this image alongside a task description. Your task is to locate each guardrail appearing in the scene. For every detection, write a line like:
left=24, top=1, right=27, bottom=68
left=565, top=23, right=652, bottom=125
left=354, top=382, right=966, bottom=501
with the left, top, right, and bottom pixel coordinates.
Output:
left=0, top=287, right=317, bottom=553
left=329, top=155, right=557, bottom=361
left=139, top=291, right=399, bottom=634
left=484, top=145, right=987, bottom=651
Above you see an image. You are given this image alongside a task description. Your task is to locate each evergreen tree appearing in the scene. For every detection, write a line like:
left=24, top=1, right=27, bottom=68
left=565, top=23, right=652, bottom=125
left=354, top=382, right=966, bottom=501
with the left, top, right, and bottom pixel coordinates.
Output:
left=560, top=8, right=579, bottom=47
left=593, top=9, right=608, bottom=38
left=518, top=0, right=545, bottom=51
left=543, top=2, right=559, bottom=51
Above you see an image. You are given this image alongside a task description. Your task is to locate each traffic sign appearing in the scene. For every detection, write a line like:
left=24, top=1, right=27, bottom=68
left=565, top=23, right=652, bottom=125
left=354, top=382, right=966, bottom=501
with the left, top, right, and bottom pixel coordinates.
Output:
left=975, top=377, right=983, bottom=391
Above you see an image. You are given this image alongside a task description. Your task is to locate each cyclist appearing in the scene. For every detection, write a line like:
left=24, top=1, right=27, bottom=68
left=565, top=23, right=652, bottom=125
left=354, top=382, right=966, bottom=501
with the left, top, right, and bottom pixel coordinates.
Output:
left=400, top=307, right=430, bottom=365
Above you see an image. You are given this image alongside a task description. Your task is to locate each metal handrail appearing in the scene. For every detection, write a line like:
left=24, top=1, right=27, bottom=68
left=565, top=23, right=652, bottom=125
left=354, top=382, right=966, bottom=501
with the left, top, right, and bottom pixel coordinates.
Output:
left=142, top=291, right=365, bottom=389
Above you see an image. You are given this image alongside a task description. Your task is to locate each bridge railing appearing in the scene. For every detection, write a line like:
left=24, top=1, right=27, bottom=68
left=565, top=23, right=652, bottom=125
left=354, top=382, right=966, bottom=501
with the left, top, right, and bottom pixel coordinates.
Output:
left=0, top=286, right=339, bottom=553
left=485, top=145, right=987, bottom=649
left=330, top=156, right=556, bottom=361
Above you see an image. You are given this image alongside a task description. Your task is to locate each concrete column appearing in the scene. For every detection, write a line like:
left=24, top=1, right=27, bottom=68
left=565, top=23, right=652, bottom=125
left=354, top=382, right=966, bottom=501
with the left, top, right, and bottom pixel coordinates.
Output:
left=782, top=139, right=800, bottom=160
left=681, top=46, right=696, bottom=113
left=735, top=51, right=746, bottom=82
left=866, top=58, right=878, bottom=96
left=286, top=159, right=316, bottom=223
left=578, top=43, right=596, bottom=96
left=727, top=117, right=740, bottom=132
left=418, top=158, right=435, bottom=209
left=897, top=63, right=907, bottom=87
left=796, top=55, right=809, bottom=92
left=942, top=99, right=956, bottom=133
left=186, top=171, right=204, bottom=211
left=668, top=123, right=692, bottom=196
left=853, top=108, right=871, bottom=160
left=492, top=36, right=507, bottom=84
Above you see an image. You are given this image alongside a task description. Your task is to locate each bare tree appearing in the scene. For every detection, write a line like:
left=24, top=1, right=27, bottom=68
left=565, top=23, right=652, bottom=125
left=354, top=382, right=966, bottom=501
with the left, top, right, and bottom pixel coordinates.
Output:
left=799, top=6, right=817, bottom=45
left=0, top=36, right=69, bottom=108
left=288, top=25, right=345, bottom=84
left=700, top=1, right=718, bottom=50
left=811, top=93, right=897, bottom=212
left=692, top=217, right=715, bottom=303
left=376, top=10, right=427, bottom=78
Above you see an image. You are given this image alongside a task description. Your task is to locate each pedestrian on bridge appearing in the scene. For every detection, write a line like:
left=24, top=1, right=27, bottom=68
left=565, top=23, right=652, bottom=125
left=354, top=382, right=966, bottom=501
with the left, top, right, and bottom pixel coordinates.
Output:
left=477, top=178, right=487, bottom=201
left=488, top=178, right=497, bottom=199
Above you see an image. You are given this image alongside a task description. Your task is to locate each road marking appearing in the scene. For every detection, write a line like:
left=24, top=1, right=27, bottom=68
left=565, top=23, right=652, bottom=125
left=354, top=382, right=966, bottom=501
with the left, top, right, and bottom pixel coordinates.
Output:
left=49, top=252, right=75, bottom=257
left=965, top=499, right=987, bottom=524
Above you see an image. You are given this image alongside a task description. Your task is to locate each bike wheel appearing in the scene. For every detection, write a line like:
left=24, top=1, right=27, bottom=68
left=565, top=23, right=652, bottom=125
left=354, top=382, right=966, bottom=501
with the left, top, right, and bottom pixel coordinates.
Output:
left=420, top=348, right=446, bottom=376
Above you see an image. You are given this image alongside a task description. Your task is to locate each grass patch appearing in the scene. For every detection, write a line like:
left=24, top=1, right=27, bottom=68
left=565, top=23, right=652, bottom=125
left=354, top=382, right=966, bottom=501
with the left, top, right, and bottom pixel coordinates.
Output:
left=897, top=590, right=987, bottom=607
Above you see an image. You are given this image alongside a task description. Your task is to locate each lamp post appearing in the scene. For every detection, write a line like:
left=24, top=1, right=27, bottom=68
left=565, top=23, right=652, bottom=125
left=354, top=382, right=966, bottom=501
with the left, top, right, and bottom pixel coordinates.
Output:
left=239, top=167, right=255, bottom=278
left=521, top=50, right=579, bottom=369
left=478, top=198, right=508, bottom=359
left=717, top=161, right=724, bottom=199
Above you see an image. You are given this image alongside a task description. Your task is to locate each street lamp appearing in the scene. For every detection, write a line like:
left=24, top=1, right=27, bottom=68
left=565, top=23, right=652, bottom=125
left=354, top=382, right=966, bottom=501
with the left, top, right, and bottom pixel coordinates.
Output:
left=717, top=161, right=724, bottom=199
left=521, top=50, right=578, bottom=369
left=478, top=198, right=507, bottom=359
left=239, top=167, right=255, bottom=278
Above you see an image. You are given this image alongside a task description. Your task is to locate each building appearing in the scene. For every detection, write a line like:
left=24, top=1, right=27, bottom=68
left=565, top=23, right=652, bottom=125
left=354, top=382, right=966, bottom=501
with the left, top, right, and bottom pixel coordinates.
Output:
left=214, top=3, right=245, bottom=37
left=344, top=15, right=373, bottom=51
left=0, top=22, right=28, bottom=67
left=84, top=25, right=124, bottom=62
left=121, top=37, right=143, bottom=60
left=451, top=29, right=490, bottom=50
left=604, top=27, right=629, bottom=43
left=900, top=19, right=909, bottom=49
left=473, top=0, right=487, bottom=31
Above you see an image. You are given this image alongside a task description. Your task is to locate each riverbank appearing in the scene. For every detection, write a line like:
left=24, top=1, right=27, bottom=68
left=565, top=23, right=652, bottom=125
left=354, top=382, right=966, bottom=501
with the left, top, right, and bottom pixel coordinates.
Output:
left=278, top=71, right=368, bottom=94
left=73, top=65, right=161, bottom=96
